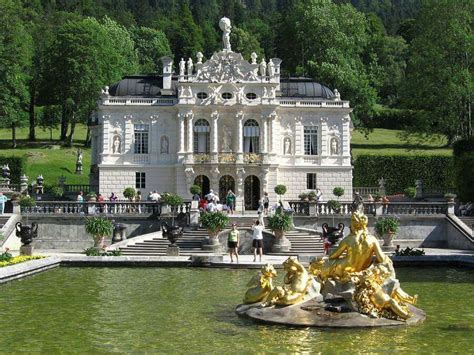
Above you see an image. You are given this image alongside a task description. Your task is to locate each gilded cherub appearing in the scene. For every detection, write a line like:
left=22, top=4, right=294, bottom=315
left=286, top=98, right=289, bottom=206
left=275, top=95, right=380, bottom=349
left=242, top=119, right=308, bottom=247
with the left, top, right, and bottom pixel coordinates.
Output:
left=243, top=264, right=277, bottom=304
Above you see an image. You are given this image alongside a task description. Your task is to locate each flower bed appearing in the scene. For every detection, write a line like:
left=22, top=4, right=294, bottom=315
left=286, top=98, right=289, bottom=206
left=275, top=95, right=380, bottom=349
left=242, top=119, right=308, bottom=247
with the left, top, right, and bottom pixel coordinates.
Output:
left=0, top=249, right=45, bottom=268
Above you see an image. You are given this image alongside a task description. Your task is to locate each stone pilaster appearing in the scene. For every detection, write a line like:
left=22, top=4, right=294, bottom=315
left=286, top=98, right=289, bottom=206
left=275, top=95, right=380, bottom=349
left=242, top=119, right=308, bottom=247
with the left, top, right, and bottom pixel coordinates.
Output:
left=236, top=111, right=244, bottom=163
left=211, top=111, right=219, bottom=163
left=342, top=115, right=350, bottom=156
left=320, top=117, right=328, bottom=156
left=124, top=115, right=133, bottom=153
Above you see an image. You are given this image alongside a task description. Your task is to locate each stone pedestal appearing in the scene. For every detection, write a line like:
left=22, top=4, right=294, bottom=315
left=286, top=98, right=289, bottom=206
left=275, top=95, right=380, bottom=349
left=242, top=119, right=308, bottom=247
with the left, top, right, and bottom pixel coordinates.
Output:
left=271, top=236, right=291, bottom=253
left=20, top=245, right=33, bottom=256
left=202, top=237, right=221, bottom=251
left=189, top=208, right=200, bottom=227
left=167, top=245, right=180, bottom=256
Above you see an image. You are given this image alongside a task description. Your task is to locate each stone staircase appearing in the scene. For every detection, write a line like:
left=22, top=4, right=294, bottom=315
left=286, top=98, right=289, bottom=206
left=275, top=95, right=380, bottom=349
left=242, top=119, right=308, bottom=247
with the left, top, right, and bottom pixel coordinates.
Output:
left=268, top=229, right=324, bottom=256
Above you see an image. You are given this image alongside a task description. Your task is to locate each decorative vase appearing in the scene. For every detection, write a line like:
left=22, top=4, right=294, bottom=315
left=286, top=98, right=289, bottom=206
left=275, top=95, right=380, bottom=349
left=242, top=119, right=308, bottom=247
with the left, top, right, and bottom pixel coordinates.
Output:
left=272, top=230, right=291, bottom=252
left=94, top=236, right=105, bottom=248
left=382, top=231, right=396, bottom=247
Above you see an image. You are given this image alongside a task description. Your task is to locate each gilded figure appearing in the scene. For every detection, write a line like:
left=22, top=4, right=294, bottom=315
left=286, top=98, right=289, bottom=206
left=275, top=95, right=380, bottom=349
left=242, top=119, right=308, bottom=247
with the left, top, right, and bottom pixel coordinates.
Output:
left=243, top=264, right=277, bottom=304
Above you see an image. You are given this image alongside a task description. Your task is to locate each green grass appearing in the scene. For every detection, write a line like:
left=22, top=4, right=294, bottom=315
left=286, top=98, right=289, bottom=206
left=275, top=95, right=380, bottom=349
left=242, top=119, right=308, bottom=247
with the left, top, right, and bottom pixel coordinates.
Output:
left=0, top=126, right=453, bottom=186
left=351, top=129, right=452, bottom=157
left=0, top=125, right=90, bottom=185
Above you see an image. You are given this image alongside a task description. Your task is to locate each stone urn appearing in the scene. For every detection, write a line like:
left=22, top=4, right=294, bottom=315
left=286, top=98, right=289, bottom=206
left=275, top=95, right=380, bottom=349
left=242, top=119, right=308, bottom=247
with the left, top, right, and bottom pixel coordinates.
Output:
left=322, top=223, right=345, bottom=254
left=271, top=230, right=291, bottom=253
left=112, top=223, right=127, bottom=243
left=161, top=222, right=183, bottom=246
left=382, top=231, right=396, bottom=247
left=15, top=222, right=38, bottom=256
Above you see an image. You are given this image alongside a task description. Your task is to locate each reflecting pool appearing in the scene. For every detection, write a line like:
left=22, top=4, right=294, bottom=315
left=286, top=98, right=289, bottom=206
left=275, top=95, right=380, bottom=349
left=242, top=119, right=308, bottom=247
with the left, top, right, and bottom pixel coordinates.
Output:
left=0, top=267, right=473, bottom=353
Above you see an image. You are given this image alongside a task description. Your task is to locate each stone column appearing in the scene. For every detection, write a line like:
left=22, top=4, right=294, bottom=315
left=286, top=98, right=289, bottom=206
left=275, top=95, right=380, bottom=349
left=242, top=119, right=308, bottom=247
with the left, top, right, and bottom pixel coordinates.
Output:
left=236, top=111, right=244, bottom=163
left=211, top=111, right=219, bottom=163
left=261, top=116, right=268, bottom=154
left=178, top=113, right=186, bottom=154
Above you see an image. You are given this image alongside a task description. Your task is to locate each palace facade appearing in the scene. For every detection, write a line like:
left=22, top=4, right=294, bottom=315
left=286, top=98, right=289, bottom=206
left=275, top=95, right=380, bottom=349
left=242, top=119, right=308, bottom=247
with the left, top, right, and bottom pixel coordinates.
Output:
left=90, top=18, right=353, bottom=209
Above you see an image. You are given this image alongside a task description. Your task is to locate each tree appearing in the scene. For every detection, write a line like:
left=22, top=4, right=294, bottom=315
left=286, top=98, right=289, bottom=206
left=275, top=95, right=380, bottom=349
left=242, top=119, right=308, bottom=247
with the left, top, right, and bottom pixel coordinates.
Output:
left=230, top=27, right=264, bottom=60
left=0, top=0, right=33, bottom=148
left=39, top=105, right=61, bottom=141
left=132, top=26, right=172, bottom=73
left=402, top=0, right=473, bottom=144
left=295, top=0, right=377, bottom=129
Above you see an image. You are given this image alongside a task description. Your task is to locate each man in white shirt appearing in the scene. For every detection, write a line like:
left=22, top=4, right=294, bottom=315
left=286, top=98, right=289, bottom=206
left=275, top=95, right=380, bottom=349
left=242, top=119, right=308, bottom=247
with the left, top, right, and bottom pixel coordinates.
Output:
left=252, top=220, right=264, bottom=262
left=205, top=189, right=217, bottom=202
left=207, top=200, right=218, bottom=212
left=150, top=190, right=161, bottom=202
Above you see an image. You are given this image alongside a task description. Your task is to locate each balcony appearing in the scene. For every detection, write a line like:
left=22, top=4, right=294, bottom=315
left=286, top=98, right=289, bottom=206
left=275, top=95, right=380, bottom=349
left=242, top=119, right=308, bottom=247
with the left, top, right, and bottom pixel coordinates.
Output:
left=243, top=153, right=262, bottom=164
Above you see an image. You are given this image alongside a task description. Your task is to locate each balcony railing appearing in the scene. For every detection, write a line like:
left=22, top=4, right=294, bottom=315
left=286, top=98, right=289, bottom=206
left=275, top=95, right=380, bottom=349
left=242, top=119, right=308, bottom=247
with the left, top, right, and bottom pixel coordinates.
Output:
left=243, top=153, right=262, bottom=164
left=288, top=201, right=450, bottom=217
left=102, top=97, right=176, bottom=106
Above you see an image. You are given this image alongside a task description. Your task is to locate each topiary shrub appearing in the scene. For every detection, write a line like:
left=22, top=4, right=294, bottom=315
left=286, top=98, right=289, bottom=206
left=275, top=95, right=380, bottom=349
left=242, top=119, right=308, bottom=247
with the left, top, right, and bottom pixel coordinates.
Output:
left=162, top=193, right=184, bottom=225
left=333, top=187, right=344, bottom=199
left=199, top=211, right=230, bottom=238
left=190, top=184, right=201, bottom=196
left=274, top=184, right=287, bottom=202
left=123, top=187, right=136, bottom=201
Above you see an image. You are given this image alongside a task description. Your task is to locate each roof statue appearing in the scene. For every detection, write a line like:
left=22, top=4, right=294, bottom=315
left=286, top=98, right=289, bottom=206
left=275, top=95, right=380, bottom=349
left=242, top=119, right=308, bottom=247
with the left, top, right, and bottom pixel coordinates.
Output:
left=219, top=17, right=232, bottom=52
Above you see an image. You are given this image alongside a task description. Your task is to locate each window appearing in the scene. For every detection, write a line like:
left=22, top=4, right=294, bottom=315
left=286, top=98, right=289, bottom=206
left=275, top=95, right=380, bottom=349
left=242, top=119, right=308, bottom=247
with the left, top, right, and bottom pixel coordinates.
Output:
left=194, top=119, right=210, bottom=153
left=136, top=172, right=146, bottom=189
left=197, top=92, right=208, bottom=99
left=243, top=119, right=260, bottom=153
left=134, top=124, right=149, bottom=154
left=304, top=126, right=318, bottom=155
left=221, top=92, right=232, bottom=100
left=307, top=173, right=317, bottom=190
left=246, top=92, right=257, bottom=100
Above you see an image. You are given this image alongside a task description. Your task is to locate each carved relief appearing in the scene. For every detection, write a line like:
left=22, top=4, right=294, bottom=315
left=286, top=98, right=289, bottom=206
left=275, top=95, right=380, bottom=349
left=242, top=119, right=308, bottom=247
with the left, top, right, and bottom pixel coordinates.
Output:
left=160, top=136, right=169, bottom=154
left=195, top=51, right=258, bottom=83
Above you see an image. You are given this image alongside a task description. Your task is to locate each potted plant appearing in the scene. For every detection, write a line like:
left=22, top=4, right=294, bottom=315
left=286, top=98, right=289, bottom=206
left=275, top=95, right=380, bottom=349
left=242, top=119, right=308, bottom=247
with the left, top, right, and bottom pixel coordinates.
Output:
left=374, top=216, right=400, bottom=247
left=86, top=192, right=97, bottom=202
left=190, top=184, right=201, bottom=197
left=404, top=187, right=416, bottom=199
left=274, top=184, right=287, bottom=203
left=333, top=187, right=345, bottom=200
left=267, top=208, right=293, bottom=252
left=162, top=193, right=184, bottom=226
left=19, top=195, right=36, bottom=210
left=373, top=193, right=382, bottom=202
left=84, top=216, right=114, bottom=249
left=444, top=193, right=456, bottom=202
left=199, top=211, right=230, bottom=250
left=123, top=187, right=136, bottom=202
left=51, top=186, right=64, bottom=200
left=308, top=191, right=317, bottom=201
left=298, top=192, right=309, bottom=201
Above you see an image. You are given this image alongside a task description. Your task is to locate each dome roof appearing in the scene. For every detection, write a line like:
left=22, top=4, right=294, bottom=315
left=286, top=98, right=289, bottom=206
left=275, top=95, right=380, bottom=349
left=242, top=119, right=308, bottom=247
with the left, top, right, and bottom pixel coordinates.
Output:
left=108, top=75, right=176, bottom=97
left=280, top=77, right=335, bottom=99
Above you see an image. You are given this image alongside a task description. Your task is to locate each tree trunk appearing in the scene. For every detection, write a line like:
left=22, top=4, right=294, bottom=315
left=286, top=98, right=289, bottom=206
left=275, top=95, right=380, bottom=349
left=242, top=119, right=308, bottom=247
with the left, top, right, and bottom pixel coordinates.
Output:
left=11, top=123, right=17, bottom=149
left=67, top=121, right=76, bottom=147
left=84, top=126, right=91, bottom=147
left=28, top=92, right=36, bottom=141
left=60, top=104, right=68, bottom=141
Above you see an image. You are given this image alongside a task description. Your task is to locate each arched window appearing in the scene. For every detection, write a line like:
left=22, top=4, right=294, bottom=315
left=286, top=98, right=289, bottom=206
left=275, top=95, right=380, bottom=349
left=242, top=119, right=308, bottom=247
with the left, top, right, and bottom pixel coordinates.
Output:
left=243, top=119, right=260, bottom=153
left=194, top=119, right=210, bottom=153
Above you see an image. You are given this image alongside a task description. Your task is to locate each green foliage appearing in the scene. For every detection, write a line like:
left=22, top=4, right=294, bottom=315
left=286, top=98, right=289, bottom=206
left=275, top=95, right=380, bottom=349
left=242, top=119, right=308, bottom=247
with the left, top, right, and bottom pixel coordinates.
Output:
left=395, top=247, right=425, bottom=256
left=327, top=200, right=342, bottom=213
left=230, top=27, right=264, bottom=60
left=132, top=26, right=172, bottom=73
left=123, top=187, right=136, bottom=200
left=83, top=247, right=122, bottom=256
left=353, top=155, right=455, bottom=194
left=274, top=185, right=287, bottom=196
left=308, top=191, right=317, bottom=201
left=454, top=153, right=474, bottom=202
left=50, top=186, right=64, bottom=198
left=19, top=196, right=36, bottom=208
left=298, top=192, right=308, bottom=201
left=375, top=216, right=400, bottom=235
left=0, top=157, right=25, bottom=183
left=162, top=193, right=183, bottom=207
left=333, top=187, right=345, bottom=198
left=199, top=211, right=230, bottom=238
left=453, top=138, right=474, bottom=158
left=402, top=1, right=473, bottom=142
left=190, top=185, right=201, bottom=196
left=267, top=211, right=293, bottom=233
left=404, top=187, right=416, bottom=199
left=371, top=106, right=415, bottom=130
left=84, top=217, right=113, bottom=238
left=0, top=249, right=13, bottom=262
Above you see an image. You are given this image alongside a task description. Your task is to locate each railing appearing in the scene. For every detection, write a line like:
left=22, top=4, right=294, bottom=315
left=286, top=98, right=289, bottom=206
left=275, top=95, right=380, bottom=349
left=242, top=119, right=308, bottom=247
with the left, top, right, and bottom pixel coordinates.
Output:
left=353, top=187, right=379, bottom=197
left=133, top=155, right=150, bottom=164
left=279, top=99, right=350, bottom=108
left=63, top=185, right=99, bottom=194
left=288, top=201, right=449, bottom=217
left=243, top=153, right=262, bottom=164
left=218, top=153, right=237, bottom=163
left=0, top=183, right=21, bottom=192
left=102, top=97, right=176, bottom=106
left=21, top=201, right=192, bottom=216
left=194, top=153, right=211, bottom=163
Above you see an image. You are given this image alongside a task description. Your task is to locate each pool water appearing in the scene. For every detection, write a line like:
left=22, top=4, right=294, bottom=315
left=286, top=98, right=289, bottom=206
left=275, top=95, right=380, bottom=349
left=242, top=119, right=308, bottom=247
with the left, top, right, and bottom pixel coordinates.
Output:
left=0, top=267, right=473, bottom=353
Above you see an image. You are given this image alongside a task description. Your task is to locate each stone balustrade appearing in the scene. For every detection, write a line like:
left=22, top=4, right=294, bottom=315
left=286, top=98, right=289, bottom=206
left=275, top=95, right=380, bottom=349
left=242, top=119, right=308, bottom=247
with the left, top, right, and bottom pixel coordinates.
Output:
left=102, top=97, right=176, bottom=106
left=21, top=201, right=192, bottom=216
left=288, top=201, right=452, bottom=217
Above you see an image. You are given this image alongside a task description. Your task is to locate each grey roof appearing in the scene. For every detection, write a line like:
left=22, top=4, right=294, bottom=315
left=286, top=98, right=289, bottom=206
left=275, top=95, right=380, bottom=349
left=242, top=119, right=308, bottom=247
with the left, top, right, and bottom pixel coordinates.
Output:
left=108, top=76, right=176, bottom=97
left=108, top=75, right=334, bottom=99
left=280, top=77, right=335, bottom=99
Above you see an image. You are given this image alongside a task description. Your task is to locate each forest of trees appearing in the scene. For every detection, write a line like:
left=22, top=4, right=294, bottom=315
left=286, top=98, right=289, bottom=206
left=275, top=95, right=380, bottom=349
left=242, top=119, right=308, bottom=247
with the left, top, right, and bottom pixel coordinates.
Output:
left=0, top=0, right=472, bottom=147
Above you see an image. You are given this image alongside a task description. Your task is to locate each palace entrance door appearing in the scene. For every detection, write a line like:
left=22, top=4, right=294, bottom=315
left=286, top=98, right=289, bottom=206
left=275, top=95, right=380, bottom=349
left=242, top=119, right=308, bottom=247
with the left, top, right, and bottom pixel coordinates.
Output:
left=219, top=175, right=235, bottom=203
left=193, top=175, right=210, bottom=198
left=244, top=175, right=260, bottom=210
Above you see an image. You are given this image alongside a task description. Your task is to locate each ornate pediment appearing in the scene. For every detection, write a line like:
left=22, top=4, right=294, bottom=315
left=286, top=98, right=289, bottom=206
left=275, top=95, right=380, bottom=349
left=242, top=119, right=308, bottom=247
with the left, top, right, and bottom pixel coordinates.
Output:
left=195, top=51, right=258, bottom=83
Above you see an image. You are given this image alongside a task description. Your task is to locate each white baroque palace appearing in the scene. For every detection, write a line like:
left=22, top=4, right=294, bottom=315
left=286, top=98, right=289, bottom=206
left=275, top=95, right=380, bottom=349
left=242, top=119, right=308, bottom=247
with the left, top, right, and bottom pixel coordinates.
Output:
left=90, top=17, right=353, bottom=209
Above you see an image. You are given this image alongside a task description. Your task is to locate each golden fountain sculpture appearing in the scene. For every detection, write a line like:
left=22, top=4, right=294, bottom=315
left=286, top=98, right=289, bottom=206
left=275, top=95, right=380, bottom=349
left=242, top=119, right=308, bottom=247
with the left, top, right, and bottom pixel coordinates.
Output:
left=240, top=210, right=421, bottom=324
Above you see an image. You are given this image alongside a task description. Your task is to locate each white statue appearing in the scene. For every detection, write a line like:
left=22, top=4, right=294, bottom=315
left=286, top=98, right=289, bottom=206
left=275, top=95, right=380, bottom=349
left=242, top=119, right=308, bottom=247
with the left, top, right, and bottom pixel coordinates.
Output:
left=334, top=88, right=341, bottom=101
left=283, top=137, right=291, bottom=155
left=179, top=58, right=186, bottom=76
left=268, top=60, right=275, bottom=77
left=76, top=149, right=83, bottom=164
left=222, top=125, right=232, bottom=152
left=112, top=135, right=121, bottom=154
left=236, top=86, right=245, bottom=103
left=259, top=59, right=267, bottom=77
left=187, top=58, right=194, bottom=76
left=270, top=86, right=276, bottom=98
left=161, top=136, right=169, bottom=154
left=196, top=52, right=203, bottom=64
left=250, top=52, right=258, bottom=64
left=219, top=17, right=232, bottom=51
left=330, top=138, right=339, bottom=155
left=263, top=87, right=268, bottom=98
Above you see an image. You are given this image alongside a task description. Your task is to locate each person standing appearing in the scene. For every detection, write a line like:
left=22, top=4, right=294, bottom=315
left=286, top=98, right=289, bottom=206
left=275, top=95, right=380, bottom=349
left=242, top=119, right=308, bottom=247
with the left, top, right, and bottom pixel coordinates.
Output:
left=0, top=192, right=8, bottom=215
left=263, top=192, right=270, bottom=215
left=316, top=188, right=323, bottom=203
left=226, top=189, right=236, bottom=215
left=228, top=223, right=240, bottom=263
left=252, top=220, right=264, bottom=262
left=77, top=191, right=84, bottom=202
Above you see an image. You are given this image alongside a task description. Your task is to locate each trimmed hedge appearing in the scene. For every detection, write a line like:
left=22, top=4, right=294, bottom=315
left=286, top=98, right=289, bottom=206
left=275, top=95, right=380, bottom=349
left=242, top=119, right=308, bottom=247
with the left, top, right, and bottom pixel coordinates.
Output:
left=0, top=157, right=25, bottom=183
left=353, top=155, right=455, bottom=194
left=371, top=106, right=415, bottom=130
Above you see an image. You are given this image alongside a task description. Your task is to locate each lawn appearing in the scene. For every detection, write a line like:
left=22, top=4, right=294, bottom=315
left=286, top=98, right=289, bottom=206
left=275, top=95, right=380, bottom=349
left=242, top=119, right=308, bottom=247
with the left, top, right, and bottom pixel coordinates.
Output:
left=0, top=125, right=90, bottom=185
left=0, top=126, right=452, bottom=187
left=351, top=129, right=452, bottom=157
